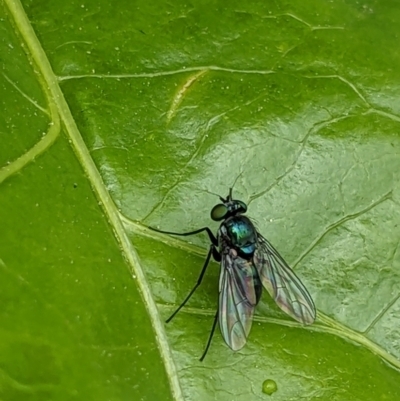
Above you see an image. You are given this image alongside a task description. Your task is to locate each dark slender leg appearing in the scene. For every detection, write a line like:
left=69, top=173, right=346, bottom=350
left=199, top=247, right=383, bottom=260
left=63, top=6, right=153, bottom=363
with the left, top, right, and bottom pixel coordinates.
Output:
left=166, top=245, right=214, bottom=323
left=150, top=224, right=221, bottom=359
left=149, top=226, right=218, bottom=246
left=212, top=246, right=221, bottom=262
left=199, top=310, right=219, bottom=362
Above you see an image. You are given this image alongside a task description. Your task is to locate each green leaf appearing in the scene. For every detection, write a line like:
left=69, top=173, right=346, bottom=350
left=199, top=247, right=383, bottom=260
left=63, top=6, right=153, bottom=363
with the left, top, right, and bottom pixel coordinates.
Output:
left=2, top=0, right=400, bottom=400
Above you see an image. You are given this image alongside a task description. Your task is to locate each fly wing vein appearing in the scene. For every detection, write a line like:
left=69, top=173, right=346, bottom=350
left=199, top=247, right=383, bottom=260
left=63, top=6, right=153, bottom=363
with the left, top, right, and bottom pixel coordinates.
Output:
left=219, top=251, right=257, bottom=351
left=254, top=234, right=316, bottom=325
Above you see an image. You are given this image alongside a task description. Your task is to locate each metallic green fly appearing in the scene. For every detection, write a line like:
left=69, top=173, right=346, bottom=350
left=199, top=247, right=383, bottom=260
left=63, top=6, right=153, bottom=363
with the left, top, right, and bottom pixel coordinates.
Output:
left=150, top=189, right=316, bottom=360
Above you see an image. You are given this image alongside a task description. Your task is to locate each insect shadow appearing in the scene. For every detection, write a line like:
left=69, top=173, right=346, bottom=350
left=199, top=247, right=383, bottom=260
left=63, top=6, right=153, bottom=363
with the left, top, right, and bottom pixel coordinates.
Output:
left=149, top=188, right=316, bottom=361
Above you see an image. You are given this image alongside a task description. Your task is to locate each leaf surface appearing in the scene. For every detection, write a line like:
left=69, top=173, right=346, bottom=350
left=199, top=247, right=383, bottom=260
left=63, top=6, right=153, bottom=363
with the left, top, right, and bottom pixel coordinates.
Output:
left=2, top=0, right=400, bottom=400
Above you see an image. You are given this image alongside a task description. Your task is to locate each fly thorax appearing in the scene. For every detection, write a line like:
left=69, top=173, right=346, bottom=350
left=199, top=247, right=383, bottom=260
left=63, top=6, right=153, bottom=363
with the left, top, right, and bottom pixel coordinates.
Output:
left=221, top=216, right=257, bottom=257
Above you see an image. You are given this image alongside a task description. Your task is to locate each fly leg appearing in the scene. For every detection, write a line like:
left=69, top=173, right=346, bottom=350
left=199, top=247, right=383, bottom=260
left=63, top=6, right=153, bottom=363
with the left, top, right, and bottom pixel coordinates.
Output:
left=166, top=244, right=218, bottom=323
left=149, top=226, right=218, bottom=246
left=150, top=225, right=221, bottom=360
left=199, top=309, right=219, bottom=361
left=197, top=247, right=220, bottom=361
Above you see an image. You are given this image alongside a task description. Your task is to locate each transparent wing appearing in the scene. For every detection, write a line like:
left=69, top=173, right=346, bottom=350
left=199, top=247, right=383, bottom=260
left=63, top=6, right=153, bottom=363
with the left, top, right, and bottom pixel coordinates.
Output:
left=254, top=233, right=316, bottom=324
left=218, top=248, right=259, bottom=351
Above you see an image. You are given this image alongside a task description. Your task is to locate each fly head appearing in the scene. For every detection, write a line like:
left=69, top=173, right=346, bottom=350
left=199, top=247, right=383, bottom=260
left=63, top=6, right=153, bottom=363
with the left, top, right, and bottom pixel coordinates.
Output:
left=210, top=189, right=247, bottom=221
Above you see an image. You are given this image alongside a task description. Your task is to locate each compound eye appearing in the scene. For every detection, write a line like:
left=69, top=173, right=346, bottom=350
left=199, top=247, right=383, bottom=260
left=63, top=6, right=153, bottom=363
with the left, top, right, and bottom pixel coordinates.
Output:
left=211, top=204, right=228, bottom=221
left=237, top=201, right=247, bottom=213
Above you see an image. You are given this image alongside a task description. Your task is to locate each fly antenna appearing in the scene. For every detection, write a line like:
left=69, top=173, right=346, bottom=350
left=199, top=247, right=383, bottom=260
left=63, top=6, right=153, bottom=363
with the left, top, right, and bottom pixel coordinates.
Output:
left=203, top=188, right=224, bottom=201
left=228, top=170, right=244, bottom=200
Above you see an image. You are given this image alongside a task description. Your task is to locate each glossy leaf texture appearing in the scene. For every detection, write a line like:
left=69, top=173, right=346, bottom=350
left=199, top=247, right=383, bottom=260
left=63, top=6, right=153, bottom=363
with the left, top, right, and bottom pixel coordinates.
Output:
left=1, top=0, right=400, bottom=400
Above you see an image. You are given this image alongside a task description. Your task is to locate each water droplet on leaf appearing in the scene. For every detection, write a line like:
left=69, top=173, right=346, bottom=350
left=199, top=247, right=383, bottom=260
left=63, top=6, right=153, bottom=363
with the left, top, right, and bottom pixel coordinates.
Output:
left=262, top=379, right=277, bottom=395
